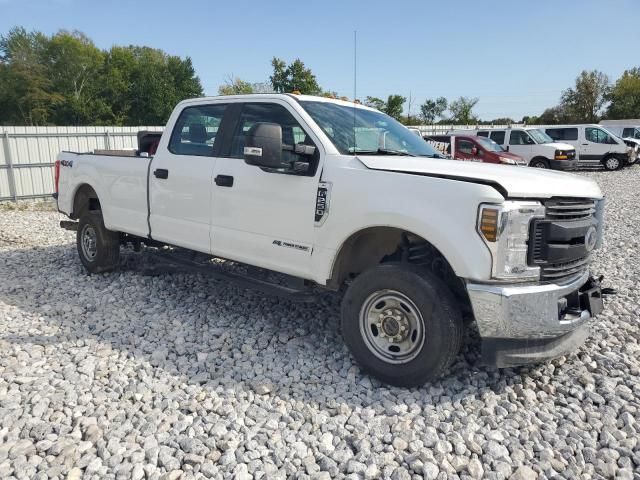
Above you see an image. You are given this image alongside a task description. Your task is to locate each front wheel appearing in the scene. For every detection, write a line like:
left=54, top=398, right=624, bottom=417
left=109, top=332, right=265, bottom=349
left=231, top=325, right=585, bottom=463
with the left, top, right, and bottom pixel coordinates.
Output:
left=603, top=156, right=622, bottom=171
left=529, top=158, right=548, bottom=169
left=77, top=211, right=120, bottom=273
left=341, top=263, right=463, bottom=387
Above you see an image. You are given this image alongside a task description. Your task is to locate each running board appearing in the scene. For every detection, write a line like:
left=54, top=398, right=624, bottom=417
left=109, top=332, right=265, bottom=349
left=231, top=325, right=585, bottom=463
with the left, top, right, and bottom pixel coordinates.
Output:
left=144, top=250, right=319, bottom=303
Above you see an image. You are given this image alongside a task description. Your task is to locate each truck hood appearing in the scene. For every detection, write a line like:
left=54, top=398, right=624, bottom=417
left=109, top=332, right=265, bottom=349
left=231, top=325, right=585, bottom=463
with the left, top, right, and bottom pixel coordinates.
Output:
left=358, top=155, right=602, bottom=199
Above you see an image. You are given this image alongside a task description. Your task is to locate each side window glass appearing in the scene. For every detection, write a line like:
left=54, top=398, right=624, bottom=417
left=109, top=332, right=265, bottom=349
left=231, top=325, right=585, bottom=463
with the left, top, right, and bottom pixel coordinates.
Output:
left=509, top=130, right=530, bottom=145
left=169, top=104, right=227, bottom=156
left=622, top=128, right=633, bottom=137
left=490, top=131, right=505, bottom=144
left=457, top=140, right=474, bottom=154
left=477, top=131, right=489, bottom=137
left=546, top=128, right=561, bottom=140
left=229, top=103, right=312, bottom=159
left=586, top=127, right=611, bottom=144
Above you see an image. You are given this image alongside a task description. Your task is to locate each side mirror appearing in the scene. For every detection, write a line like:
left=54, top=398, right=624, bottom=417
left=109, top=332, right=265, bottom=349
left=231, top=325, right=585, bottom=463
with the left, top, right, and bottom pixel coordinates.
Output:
left=243, top=122, right=285, bottom=169
left=505, top=145, right=510, bottom=152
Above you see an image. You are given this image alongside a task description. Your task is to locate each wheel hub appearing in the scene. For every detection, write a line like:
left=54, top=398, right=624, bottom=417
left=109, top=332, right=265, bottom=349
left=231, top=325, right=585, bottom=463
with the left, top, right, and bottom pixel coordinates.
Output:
left=359, top=290, right=426, bottom=364
left=81, top=225, right=98, bottom=260
left=377, top=308, right=410, bottom=342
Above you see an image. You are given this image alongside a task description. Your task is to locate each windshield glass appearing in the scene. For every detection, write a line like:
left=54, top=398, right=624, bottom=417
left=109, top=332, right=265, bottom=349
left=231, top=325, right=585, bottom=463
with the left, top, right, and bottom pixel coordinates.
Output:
left=475, top=136, right=504, bottom=152
left=529, top=129, right=554, bottom=144
left=300, top=101, right=443, bottom=157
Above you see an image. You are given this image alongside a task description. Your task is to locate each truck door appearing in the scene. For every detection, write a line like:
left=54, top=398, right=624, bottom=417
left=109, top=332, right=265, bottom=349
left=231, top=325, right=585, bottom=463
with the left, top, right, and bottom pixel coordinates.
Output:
left=148, top=103, right=228, bottom=253
left=209, top=101, right=323, bottom=279
left=508, top=130, right=534, bottom=160
left=582, top=127, right=616, bottom=162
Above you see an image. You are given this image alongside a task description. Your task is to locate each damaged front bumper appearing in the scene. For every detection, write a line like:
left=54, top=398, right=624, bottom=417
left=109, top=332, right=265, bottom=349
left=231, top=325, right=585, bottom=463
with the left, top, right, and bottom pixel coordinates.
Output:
left=466, top=271, right=606, bottom=367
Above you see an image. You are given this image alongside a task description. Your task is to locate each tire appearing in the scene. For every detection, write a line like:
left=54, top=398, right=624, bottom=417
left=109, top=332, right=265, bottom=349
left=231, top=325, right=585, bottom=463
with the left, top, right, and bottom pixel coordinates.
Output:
left=77, top=210, right=120, bottom=273
left=341, top=263, right=463, bottom=387
left=602, top=155, right=622, bottom=171
left=529, top=158, right=549, bottom=169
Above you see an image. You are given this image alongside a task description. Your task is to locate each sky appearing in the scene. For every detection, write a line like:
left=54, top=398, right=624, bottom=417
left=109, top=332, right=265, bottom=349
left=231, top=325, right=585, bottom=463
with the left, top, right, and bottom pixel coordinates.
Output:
left=1, top=0, right=639, bottom=120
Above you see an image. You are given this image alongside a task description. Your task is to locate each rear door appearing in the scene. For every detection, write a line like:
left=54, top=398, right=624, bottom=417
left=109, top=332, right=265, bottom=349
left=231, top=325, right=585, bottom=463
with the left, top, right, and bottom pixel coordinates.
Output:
left=209, top=100, right=323, bottom=278
left=148, top=103, right=228, bottom=253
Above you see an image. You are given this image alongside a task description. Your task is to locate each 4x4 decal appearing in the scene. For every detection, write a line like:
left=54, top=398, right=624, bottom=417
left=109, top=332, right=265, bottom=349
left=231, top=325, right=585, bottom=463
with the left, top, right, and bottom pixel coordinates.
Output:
left=315, top=181, right=331, bottom=226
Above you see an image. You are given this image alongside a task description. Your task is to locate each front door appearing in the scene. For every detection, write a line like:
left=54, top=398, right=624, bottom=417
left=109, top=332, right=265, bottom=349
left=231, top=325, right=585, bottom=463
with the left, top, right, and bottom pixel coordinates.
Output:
left=581, top=127, right=614, bottom=162
left=148, top=103, right=228, bottom=253
left=210, top=100, right=323, bottom=278
left=508, top=130, right=534, bottom=161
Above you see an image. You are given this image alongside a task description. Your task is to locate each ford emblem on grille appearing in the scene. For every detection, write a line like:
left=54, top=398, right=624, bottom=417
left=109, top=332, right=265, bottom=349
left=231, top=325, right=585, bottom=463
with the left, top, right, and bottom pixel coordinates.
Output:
left=585, top=226, right=598, bottom=252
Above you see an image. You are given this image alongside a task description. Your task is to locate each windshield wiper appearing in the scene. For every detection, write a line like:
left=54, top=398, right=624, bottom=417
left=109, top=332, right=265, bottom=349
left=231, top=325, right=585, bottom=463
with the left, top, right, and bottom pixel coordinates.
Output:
left=355, top=148, right=417, bottom=157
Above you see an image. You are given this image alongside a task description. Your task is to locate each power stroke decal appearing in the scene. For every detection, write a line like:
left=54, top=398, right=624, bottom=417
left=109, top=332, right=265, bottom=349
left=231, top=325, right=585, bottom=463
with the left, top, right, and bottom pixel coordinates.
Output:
left=315, top=181, right=331, bottom=226
left=272, top=239, right=311, bottom=252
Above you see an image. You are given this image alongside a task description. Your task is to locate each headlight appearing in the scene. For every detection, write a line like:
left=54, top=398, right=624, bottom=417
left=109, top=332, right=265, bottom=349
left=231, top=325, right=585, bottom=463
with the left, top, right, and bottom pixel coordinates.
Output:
left=477, top=201, right=545, bottom=281
left=499, top=157, right=516, bottom=165
left=554, top=150, right=568, bottom=160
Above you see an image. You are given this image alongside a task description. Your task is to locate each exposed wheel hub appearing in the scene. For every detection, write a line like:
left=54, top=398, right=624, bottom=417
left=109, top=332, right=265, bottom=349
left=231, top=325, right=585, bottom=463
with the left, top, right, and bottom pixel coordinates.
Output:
left=377, top=308, right=409, bottom=342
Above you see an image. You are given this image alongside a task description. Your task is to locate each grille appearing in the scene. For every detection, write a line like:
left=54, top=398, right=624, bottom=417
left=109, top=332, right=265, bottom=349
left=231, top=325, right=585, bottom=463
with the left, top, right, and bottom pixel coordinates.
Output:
left=544, top=198, right=596, bottom=220
left=532, top=198, right=598, bottom=282
left=540, top=257, right=591, bottom=281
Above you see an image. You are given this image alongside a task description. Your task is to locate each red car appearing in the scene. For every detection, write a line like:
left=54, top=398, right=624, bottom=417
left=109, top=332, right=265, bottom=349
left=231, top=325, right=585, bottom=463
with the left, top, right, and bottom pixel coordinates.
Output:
left=425, top=134, right=527, bottom=166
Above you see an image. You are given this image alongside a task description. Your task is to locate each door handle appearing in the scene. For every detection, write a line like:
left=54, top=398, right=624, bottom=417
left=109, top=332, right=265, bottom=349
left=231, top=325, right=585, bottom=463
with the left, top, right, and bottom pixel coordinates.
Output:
left=582, top=143, right=589, bottom=146
left=154, top=169, right=169, bottom=179
left=215, top=175, right=234, bottom=187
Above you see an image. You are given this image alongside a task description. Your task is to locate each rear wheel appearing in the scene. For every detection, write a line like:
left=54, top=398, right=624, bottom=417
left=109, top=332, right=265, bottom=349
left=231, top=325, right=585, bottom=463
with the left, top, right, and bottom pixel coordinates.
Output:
left=602, top=155, right=622, bottom=171
left=341, top=263, right=463, bottom=387
left=530, top=158, right=549, bottom=169
left=77, top=210, right=120, bottom=273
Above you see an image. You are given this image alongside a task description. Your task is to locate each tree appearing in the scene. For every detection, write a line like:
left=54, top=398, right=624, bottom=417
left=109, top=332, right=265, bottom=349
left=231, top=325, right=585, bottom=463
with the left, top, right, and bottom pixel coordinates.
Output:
left=448, top=96, right=478, bottom=124
left=364, top=96, right=385, bottom=111
left=606, top=67, right=640, bottom=119
left=560, top=70, right=610, bottom=123
left=0, top=27, right=62, bottom=125
left=537, top=105, right=569, bottom=125
left=218, top=75, right=254, bottom=95
left=46, top=30, right=107, bottom=124
left=383, top=94, right=406, bottom=120
left=269, top=57, right=321, bottom=95
left=419, top=97, right=447, bottom=124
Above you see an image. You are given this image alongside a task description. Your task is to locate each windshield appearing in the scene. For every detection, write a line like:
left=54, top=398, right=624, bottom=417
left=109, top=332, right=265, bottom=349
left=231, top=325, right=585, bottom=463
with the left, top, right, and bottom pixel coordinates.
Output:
left=475, top=136, right=504, bottom=152
left=529, top=129, right=554, bottom=144
left=300, top=101, right=443, bottom=157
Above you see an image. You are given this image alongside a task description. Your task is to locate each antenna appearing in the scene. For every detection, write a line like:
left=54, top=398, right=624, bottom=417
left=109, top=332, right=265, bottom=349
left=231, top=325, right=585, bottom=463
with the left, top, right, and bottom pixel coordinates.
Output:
left=353, top=30, right=357, bottom=155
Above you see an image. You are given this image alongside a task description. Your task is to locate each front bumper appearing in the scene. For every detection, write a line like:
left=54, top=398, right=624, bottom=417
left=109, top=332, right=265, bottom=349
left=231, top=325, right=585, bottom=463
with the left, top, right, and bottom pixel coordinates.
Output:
left=549, top=158, right=578, bottom=170
left=467, top=271, right=603, bottom=367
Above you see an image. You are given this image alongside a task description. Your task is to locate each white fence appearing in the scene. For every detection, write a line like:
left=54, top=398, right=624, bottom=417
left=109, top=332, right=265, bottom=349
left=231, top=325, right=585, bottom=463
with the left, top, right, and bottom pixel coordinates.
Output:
left=0, top=126, right=162, bottom=201
left=0, top=123, right=530, bottom=202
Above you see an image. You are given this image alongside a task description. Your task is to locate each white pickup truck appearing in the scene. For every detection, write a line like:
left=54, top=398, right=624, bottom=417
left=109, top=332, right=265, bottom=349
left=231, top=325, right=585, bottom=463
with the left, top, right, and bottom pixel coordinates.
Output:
left=55, top=94, right=610, bottom=387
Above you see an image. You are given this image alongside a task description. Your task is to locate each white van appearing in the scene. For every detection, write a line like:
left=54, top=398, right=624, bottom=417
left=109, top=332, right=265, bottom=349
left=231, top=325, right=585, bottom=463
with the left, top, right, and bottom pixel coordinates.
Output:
left=598, top=121, right=640, bottom=164
left=448, top=127, right=577, bottom=170
left=542, top=125, right=635, bottom=170
left=599, top=120, right=640, bottom=140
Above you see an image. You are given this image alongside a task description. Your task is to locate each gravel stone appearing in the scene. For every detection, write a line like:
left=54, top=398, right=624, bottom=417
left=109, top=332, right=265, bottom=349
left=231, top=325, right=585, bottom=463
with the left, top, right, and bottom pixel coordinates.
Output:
left=1, top=170, right=640, bottom=478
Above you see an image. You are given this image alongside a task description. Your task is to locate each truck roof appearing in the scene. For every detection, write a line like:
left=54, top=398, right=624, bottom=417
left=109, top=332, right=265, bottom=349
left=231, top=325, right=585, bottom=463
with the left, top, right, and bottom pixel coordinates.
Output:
left=177, top=93, right=379, bottom=112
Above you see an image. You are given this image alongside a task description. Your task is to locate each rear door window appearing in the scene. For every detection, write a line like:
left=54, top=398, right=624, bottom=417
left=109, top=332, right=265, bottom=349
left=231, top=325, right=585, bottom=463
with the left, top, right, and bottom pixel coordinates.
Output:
left=489, top=131, right=505, bottom=144
left=545, top=128, right=578, bottom=141
left=168, top=104, right=227, bottom=156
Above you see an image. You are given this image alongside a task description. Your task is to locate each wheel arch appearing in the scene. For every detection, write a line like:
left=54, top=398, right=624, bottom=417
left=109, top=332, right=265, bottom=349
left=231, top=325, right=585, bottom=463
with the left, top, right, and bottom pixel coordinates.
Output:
left=327, top=226, right=473, bottom=316
left=71, top=183, right=102, bottom=219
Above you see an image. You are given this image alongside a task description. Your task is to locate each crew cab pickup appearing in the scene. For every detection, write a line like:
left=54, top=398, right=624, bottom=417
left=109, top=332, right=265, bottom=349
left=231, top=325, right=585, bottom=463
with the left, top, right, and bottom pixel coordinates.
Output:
left=55, top=94, right=609, bottom=387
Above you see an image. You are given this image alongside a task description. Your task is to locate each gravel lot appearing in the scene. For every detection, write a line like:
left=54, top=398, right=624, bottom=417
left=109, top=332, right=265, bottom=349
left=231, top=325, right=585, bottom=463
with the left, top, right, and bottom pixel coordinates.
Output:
left=1, top=170, right=639, bottom=480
